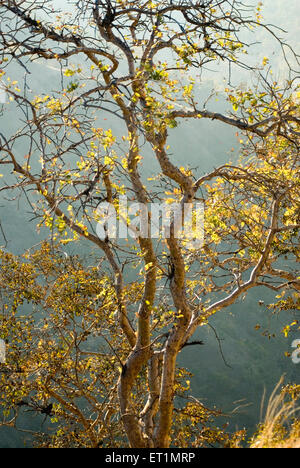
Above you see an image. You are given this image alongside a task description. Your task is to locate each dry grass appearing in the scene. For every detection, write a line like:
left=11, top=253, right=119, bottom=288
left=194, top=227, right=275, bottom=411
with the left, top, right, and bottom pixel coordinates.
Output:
left=250, top=378, right=300, bottom=448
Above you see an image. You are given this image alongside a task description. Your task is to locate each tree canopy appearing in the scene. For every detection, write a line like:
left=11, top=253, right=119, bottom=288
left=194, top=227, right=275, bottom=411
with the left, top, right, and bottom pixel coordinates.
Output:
left=0, top=0, right=299, bottom=448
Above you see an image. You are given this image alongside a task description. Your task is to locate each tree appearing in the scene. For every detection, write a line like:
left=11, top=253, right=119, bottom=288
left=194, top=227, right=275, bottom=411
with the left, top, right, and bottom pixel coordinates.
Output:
left=0, top=0, right=299, bottom=448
